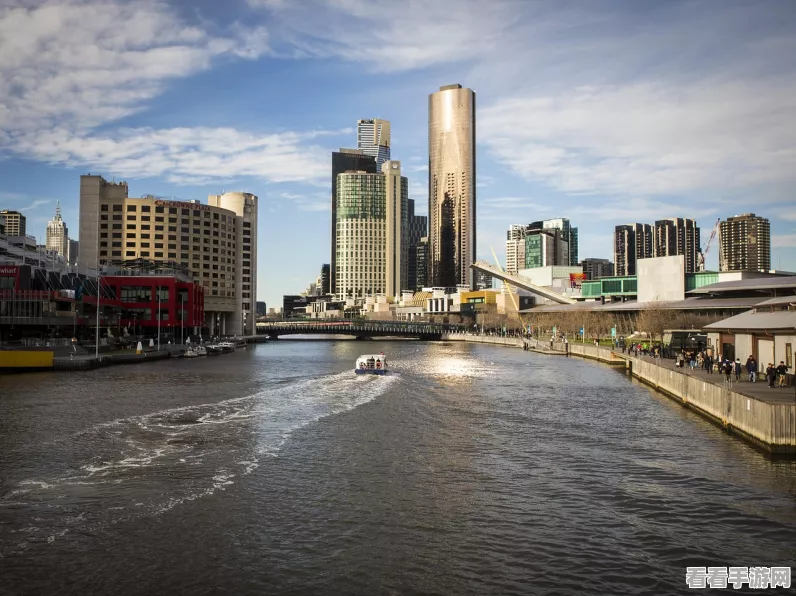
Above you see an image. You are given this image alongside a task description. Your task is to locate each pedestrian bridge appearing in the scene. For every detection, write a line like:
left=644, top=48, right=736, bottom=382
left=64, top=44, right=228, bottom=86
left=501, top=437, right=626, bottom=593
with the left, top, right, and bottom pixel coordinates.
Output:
left=256, top=320, right=459, bottom=340
left=470, top=261, right=577, bottom=304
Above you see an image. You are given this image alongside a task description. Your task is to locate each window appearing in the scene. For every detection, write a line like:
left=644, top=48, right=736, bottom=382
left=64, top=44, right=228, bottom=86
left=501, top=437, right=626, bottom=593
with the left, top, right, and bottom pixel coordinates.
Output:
left=112, top=204, right=122, bottom=212
left=125, top=251, right=136, bottom=257
left=112, top=214, right=122, bottom=221
left=141, top=205, right=151, bottom=213
left=127, top=205, right=137, bottom=212
left=141, top=233, right=150, bottom=239
left=126, top=242, right=135, bottom=248
left=126, top=224, right=136, bottom=230
left=112, top=232, right=121, bottom=239
left=155, top=206, right=164, bottom=214
left=787, top=343, right=793, bottom=368
left=126, top=215, right=136, bottom=221
left=100, top=214, right=108, bottom=221
left=100, top=204, right=109, bottom=212
left=141, top=242, right=150, bottom=248
left=112, top=223, right=122, bottom=230
left=155, top=243, right=164, bottom=249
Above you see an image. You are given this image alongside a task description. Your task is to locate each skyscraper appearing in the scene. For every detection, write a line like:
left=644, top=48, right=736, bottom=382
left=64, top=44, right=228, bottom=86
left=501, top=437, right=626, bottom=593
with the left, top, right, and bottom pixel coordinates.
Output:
left=407, top=199, right=428, bottom=292
left=719, top=213, right=771, bottom=272
left=320, top=264, right=331, bottom=295
left=581, top=258, right=614, bottom=280
left=428, top=84, right=476, bottom=288
left=46, top=200, right=69, bottom=258
left=0, top=210, right=26, bottom=237
left=654, top=218, right=700, bottom=273
left=614, top=223, right=653, bottom=276
left=334, top=171, right=387, bottom=299
left=357, top=119, right=391, bottom=168
left=383, top=161, right=409, bottom=299
left=542, top=218, right=578, bottom=266
left=330, top=149, right=377, bottom=294
left=415, top=237, right=429, bottom=290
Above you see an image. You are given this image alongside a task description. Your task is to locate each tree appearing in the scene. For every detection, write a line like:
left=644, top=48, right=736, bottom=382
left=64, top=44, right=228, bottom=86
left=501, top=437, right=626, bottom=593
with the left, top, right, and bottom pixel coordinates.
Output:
left=635, top=302, right=678, bottom=344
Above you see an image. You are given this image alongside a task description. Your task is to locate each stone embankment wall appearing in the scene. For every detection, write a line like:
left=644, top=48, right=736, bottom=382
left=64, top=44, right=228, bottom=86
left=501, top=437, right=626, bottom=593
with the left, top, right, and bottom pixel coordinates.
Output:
left=442, top=334, right=795, bottom=455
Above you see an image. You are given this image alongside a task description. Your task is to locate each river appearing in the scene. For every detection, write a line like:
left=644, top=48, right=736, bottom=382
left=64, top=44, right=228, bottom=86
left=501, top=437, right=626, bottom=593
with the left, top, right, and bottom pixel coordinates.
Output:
left=1, top=340, right=794, bottom=595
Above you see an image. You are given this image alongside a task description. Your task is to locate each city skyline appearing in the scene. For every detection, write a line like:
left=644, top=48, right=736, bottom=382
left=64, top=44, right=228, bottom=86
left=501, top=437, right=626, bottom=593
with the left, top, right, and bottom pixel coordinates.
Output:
left=1, top=0, right=795, bottom=309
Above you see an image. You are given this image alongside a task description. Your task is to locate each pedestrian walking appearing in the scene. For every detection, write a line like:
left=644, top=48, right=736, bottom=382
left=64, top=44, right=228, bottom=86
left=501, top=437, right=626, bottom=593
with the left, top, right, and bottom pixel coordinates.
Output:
left=734, top=358, right=742, bottom=382
left=776, top=361, right=789, bottom=388
left=723, top=360, right=733, bottom=383
left=746, top=355, right=757, bottom=383
left=766, top=363, right=776, bottom=387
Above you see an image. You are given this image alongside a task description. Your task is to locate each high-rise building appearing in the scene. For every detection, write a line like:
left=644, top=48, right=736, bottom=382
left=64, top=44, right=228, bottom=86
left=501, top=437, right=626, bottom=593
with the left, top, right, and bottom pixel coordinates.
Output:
left=524, top=229, right=563, bottom=268
left=320, top=264, right=331, bottom=295
left=474, top=270, right=493, bottom=290
left=330, top=149, right=377, bottom=294
left=208, top=192, right=258, bottom=336
left=614, top=223, right=653, bottom=276
left=581, top=258, right=614, bottom=280
left=415, top=237, right=429, bottom=290
left=407, top=199, right=428, bottom=292
left=46, top=201, right=69, bottom=258
left=542, top=218, right=578, bottom=266
left=383, top=161, right=409, bottom=299
left=505, top=225, right=526, bottom=275
left=357, top=119, right=391, bottom=168
left=334, top=171, right=387, bottom=299
left=654, top=218, right=700, bottom=273
left=68, top=239, right=80, bottom=265
left=719, top=213, right=771, bottom=272
left=78, top=175, right=257, bottom=336
left=0, top=210, right=26, bottom=237
left=428, top=84, right=476, bottom=288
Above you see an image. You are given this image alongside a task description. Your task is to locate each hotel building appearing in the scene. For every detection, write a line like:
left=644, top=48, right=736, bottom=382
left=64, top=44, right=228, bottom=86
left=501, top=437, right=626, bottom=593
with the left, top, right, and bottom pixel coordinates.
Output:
left=78, top=175, right=257, bottom=336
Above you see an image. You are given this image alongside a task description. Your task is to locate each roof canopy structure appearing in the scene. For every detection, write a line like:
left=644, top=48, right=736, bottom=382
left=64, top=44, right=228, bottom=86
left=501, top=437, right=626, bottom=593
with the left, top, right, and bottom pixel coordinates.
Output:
left=470, top=261, right=576, bottom=305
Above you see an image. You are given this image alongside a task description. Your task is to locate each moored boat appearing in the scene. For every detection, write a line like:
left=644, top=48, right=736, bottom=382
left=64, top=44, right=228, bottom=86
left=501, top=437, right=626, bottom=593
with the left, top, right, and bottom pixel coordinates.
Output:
left=194, top=346, right=207, bottom=356
left=183, top=348, right=199, bottom=358
left=355, top=353, right=388, bottom=375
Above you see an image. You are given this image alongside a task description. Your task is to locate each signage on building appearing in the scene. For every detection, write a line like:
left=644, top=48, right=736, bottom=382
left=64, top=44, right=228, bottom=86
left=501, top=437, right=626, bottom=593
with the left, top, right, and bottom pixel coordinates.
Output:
left=569, top=273, right=587, bottom=288
left=154, top=199, right=210, bottom=211
left=0, top=266, right=18, bottom=276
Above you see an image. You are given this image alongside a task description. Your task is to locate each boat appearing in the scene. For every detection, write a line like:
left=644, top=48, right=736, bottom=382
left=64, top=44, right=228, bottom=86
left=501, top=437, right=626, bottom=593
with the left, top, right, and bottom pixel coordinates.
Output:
left=205, top=344, right=223, bottom=355
left=194, top=346, right=207, bottom=356
left=183, top=348, right=199, bottom=358
left=217, top=341, right=236, bottom=353
left=355, top=353, right=388, bottom=375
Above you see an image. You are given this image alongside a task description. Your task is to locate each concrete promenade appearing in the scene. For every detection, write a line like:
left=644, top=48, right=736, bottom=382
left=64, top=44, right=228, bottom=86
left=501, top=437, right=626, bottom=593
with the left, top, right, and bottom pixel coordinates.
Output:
left=444, top=333, right=796, bottom=455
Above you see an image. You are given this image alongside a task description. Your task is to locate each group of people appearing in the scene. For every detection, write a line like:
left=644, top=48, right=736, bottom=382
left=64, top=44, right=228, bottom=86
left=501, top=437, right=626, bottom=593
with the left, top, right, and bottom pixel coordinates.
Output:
left=672, top=351, right=790, bottom=388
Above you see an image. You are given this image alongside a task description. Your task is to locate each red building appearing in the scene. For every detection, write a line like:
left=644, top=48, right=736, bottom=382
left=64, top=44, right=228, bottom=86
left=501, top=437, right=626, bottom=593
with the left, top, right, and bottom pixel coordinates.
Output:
left=101, top=275, right=204, bottom=335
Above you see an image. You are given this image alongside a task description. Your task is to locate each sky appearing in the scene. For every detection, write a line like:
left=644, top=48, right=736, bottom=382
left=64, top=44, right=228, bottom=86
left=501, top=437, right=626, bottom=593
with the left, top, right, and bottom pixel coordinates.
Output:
left=1, top=0, right=794, bottom=309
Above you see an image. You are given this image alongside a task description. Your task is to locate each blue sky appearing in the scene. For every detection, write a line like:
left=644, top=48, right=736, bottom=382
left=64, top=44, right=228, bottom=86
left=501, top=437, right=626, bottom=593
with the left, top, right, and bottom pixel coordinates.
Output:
left=1, top=0, right=794, bottom=309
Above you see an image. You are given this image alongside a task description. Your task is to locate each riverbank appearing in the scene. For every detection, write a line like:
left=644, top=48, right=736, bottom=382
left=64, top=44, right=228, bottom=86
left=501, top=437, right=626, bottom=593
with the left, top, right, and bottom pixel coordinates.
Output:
left=443, top=333, right=796, bottom=456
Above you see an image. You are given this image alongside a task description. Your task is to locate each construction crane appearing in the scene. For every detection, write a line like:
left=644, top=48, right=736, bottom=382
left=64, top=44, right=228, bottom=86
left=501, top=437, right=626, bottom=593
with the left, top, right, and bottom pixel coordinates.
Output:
left=697, top=218, right=721, bottom=271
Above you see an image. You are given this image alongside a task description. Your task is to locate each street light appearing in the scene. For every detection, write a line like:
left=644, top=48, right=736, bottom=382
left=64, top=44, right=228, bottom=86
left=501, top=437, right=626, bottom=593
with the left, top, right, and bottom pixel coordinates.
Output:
left=181, top=291, right=185, bottom=346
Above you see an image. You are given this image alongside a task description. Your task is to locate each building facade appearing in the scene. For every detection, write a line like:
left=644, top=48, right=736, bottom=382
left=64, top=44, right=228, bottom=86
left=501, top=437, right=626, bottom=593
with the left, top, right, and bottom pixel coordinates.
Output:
left=208, top=192, right=258, bottom=336
left=45, top=201, right=69, bottom=258
left=78, top=175, right=257, bottom=336
left=407, top=199, right=428, bottom=292
left=330, top=149, right=377, bottom=294
left=719, top=213, right=771, bottom=272
left=542, top=218, right=578, bottom=266
left=653, top=218, right=700, bottom=273
left=320, top=264, right=331, bottom=295
left=415, top=237, right=429, bottom=291
left=614, top=223, right=653, bottom=276
left=0, top=210, right=26, bottom=237
left=68, top=239, right=80, bottom=265
left=334, top=171, right=387, bottom=298
left=428, top=84, right=476, bottom=288
left=357, top=119, right=391, bottom=168
left=474, top=270, right=494, bottom=290
left=383, top=161, right=409, bottom=299
left=581, top=257, right=614, bottom=280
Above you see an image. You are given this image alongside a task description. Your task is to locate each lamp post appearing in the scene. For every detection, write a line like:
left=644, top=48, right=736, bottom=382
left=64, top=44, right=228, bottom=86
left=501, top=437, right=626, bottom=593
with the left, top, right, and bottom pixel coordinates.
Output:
left=95, top=204, right=100, bottom=359
left=181, top=292, right=185, bottom=346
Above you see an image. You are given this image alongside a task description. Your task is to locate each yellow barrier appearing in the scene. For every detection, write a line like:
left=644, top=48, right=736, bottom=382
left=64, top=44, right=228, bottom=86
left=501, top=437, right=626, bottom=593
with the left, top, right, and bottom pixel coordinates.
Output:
left=0, top=351, right=54, bottom=369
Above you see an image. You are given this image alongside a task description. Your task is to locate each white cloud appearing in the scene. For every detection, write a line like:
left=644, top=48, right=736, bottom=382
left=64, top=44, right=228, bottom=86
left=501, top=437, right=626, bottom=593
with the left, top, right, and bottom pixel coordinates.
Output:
left=480, top=82, right=796, bottom=198
left=0, top=0, right=269, bottom=139
left=15, top=126, right=333, bottom=185
left=250, top=0, right=523, bottom=72
left=17, top=199, right=52, bottom=212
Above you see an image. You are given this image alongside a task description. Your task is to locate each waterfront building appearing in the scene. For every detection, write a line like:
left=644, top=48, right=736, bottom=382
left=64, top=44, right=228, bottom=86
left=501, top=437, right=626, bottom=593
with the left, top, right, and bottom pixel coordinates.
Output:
left=0, top=210, right=26, bottom=237
left=320, top=264, right=331, bottom=295
left=331, top=149, right=377, bottom=294
left=719, top=213, right=771, bottom=272
left=45, top=201, right=69, bottom=258
left=357, top=118, right=391, bottom=168
left=653, top=217, right=700, bottom=273
left=581, top=257, right=614, bottom=280
left=474, top=270, right=494, bottom=290
left=428, top=84, right=476, bottom=288
left=78, top=175, right=257, bottom=336
left=208, top=192, right=258, bottom=336
left=614, top=223, right=653, bottom=276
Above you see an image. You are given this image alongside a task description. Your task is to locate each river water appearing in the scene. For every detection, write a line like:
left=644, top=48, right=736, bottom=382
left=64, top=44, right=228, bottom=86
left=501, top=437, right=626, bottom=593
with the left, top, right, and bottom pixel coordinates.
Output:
left=0, top=341, right=794, bottom=595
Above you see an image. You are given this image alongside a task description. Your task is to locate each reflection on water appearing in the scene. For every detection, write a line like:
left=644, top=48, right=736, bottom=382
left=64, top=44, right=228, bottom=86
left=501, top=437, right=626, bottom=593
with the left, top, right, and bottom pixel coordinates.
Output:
left=0, top=341, right=794, bottom=595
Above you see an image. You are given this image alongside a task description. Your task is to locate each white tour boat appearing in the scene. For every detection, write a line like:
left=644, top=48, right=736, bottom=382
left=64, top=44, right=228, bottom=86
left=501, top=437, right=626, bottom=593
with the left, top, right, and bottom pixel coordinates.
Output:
left=355, top=353, right=388, bottom=375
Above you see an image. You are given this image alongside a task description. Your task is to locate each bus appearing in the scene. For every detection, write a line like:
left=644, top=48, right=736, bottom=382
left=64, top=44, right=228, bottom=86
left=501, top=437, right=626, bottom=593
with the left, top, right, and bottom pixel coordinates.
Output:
left=662, top=329, right=708, bottom=352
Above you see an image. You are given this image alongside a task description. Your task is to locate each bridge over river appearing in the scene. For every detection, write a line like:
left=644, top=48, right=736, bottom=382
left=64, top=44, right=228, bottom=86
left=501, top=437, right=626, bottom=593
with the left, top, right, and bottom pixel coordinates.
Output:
left=256, top=321, right=463, bottom=340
